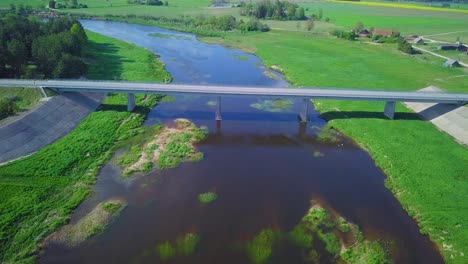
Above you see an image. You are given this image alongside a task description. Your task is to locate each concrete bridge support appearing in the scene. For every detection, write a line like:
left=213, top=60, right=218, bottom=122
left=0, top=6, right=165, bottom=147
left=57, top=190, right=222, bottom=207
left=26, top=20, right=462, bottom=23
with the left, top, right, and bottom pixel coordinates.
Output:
left=39, top=86, right=48, bottom=98
left=215, top=96, right=222, bottom=121
left=127, top=93, right=135, bottom=112
left=384, top=101, right=396, bottom=119
left=299, top=98, right=309, bottom=122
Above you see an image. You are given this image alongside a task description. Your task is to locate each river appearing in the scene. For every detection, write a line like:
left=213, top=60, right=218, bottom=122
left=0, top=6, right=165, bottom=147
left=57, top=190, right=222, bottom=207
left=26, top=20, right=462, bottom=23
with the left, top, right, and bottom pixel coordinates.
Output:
left=38, top=20, right=442, bottom=264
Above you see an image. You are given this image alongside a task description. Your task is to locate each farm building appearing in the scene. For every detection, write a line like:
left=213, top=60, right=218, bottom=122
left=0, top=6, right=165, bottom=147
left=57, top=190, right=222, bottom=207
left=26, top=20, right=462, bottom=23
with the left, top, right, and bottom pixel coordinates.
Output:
left=444, top=59, right=461, bottom=68
left=438, top=44, right=467, bottom=51
left=373, top=29, right=394, bottom=37
left=412, top=37, right=424, bottom=44
left=405, top=35, right=419, bottom=41
left=358, top=29, right=371, bottom=38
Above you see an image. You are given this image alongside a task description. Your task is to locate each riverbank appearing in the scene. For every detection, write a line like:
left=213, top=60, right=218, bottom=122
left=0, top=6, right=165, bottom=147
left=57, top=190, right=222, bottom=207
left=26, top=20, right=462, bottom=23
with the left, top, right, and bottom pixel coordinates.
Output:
left=0, top=31, right=171, bottom=263
left=199, top=30, right=468, bottom=263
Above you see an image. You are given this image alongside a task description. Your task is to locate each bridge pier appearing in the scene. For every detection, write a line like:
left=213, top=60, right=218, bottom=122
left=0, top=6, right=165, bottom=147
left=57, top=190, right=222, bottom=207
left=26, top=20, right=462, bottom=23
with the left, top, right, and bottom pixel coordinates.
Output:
left=39, top=86, right=48, bottom=98
left=299, top=98, right=309, bottom=122
left=384, top=101, right=396, bottom=119
left=127, top=93, right=135, bottom=112
left=215, top=96, right=222, bottom=121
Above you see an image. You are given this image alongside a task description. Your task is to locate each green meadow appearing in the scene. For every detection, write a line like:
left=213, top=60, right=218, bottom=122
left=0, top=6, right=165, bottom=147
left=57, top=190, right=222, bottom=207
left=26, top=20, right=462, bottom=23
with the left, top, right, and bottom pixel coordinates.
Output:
left=0, top=31, right=170, bottom=263
left=300, top=2, right=468, bottom=35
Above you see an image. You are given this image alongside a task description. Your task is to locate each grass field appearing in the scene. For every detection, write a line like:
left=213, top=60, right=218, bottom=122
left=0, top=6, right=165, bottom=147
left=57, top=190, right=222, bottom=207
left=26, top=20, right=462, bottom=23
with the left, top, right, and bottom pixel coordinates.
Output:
left=0, top=31, right=170, bottom=263
left=330, top=0, right=468, bottom=13
left=202, top=30, right=468, bottom=263
left=0, top=87, right=42, bottom=110
left=300, top=2, right=468, bottom=35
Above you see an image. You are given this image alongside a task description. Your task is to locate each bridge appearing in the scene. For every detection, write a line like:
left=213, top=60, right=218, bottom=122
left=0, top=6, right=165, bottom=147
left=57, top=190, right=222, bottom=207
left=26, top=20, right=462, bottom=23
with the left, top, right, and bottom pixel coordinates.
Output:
left=1, top=79, right=467, bottom=121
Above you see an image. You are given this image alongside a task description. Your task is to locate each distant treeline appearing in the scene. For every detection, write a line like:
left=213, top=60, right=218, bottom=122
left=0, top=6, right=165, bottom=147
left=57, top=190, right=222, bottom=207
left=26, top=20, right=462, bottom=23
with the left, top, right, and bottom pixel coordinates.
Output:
left=0, top=14, right=87, bottom=78
left=86, top=13, right=271, bottom=34
left=240, top=0, right=306, bottom=20
left=127, top=0, right=169, bottom=6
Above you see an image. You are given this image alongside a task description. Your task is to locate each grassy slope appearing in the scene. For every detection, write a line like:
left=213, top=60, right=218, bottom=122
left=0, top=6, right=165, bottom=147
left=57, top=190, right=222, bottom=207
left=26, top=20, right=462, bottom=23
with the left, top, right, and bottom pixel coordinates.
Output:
left=0, top=87, right=42, bottom=109
left=0, top=31, right=169, bottom=263
left=203, top=29, right=468, bottom=263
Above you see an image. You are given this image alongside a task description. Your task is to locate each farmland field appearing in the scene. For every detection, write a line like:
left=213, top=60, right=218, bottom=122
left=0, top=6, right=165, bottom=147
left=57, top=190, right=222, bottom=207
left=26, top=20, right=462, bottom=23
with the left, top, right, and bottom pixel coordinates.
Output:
left=300, top=2, right=468, bottom=35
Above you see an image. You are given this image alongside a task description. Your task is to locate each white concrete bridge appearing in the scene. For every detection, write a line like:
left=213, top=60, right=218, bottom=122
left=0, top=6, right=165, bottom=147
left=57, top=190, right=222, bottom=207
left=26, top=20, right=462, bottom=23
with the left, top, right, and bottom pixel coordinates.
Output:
left=1, top=79, right=467, bottom=121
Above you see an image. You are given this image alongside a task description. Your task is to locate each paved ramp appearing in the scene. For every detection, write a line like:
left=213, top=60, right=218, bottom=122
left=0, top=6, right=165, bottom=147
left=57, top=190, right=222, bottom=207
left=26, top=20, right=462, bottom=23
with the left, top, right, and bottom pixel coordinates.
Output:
left=0, top=92, right=104, bottom=164
left=404, top=86, right=468, bottom=146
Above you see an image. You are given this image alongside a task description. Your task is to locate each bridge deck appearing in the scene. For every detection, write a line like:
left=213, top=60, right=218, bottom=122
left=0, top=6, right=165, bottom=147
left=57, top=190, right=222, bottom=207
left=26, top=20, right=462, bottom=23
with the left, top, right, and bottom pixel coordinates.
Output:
left=0, top=79, right=467, bottom=104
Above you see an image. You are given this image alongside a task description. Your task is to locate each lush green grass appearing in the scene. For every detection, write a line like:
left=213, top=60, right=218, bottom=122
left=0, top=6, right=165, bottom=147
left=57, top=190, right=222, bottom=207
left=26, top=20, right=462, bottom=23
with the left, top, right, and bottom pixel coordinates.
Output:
left=52, top=0, right=229, bottom=18
left=0, top=31, right=170, bottom=263
left=202, top=31, right=467, bottom=92
left=198, top=192, right=218, bottom=204
left=204, top=29, right=468, bottom=263
left=299, top=2, right=468, bottom=35
left=0, top=87, right=42, bottom=110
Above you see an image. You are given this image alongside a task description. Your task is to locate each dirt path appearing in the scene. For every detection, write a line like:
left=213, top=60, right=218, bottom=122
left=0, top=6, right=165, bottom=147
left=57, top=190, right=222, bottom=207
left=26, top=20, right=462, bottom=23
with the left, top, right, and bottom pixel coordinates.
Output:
left=412, top=46, right=468, bottom=67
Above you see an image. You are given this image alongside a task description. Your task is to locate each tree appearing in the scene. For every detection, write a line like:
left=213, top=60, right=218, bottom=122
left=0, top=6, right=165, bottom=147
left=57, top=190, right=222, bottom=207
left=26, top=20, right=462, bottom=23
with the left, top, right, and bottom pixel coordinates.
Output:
left=70, top=23, right=87, bottom=46
left=70, top=0, right=78, bottom=8
left=398, top=39, right=415, bottom=54
left=0, top=97, right=18, bottom=119
left=353, top=21, right=364, bottom=33
left=306, top=18, right=314, bottom=31
left=49, top=0, right=56, bottom=9
left=7, top=39, right=28, bottom=75
left=53, top=53, right=87, bottom=78
left=286, top=5, right=297, bottom=20
left=296, top=7, right=305, bottom=20
left=318, top=8, right=323, bottom=20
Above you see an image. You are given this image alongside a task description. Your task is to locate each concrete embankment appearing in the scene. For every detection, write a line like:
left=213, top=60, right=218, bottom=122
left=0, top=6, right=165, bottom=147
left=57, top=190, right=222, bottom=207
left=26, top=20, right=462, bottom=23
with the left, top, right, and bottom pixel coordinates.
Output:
left=0, top=92, right=104, bottom=164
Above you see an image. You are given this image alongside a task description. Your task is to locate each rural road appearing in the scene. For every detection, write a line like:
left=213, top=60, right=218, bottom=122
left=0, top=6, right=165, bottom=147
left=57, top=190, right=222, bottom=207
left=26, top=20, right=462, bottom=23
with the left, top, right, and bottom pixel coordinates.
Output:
left=412, top=46, right=468, bottom=67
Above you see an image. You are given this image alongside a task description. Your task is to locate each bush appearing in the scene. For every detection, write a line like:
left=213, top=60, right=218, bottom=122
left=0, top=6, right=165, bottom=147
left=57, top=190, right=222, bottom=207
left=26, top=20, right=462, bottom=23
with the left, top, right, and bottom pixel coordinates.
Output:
left=0, top=97, right=18, bottom=119
left=331, top=30, right=356, bottom=41
left=398, top=38, right=416, bottom=54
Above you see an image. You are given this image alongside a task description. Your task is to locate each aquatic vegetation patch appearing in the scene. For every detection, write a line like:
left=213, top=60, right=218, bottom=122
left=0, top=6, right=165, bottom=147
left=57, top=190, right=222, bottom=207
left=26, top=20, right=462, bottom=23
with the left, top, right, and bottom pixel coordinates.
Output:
left=313, top=151, right=324, bottom=158
left=341, top=240, right=392, bottom=264
left=235, top=55, right=249, bottom=61
left=206, top=100, right=217, bottom=106
left=247, top=228, right=278, bottom=264
left=157, top=241, right=175, bottom=260
left=149, top=32, right=192, bottom=40
left=161, top=95, right=175, bottom=102
left=290, top=202, right=392, bottom=263
left=263, top=71, right=279, bottom=80
left=316, top=126, right=341, bottom=143
left=119, top=118, right=207, bottom=175
left=250, top=99, right=293, bottom=113
left=176, top=233, right=200, bottom=256
left=198, top=192, right=218, bottom=204
left=45, top=199, right=126, bottom=248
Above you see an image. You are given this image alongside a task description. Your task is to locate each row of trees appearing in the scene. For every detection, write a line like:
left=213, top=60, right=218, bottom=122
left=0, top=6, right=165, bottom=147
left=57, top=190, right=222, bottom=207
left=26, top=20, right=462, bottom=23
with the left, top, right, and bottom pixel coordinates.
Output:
left=240, top=0, right=306, bottom=20
left=0, top=14, right=88, bottom=78
left=186, top=15, right=270, bottom=32
left=127, top=0, right=169, bottom=6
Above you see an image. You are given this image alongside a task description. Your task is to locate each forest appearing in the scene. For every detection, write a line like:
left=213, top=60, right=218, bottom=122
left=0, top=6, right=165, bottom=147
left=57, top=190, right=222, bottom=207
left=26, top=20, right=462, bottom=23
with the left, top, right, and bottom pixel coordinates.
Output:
left=0, top=14, right=87, bottom=79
